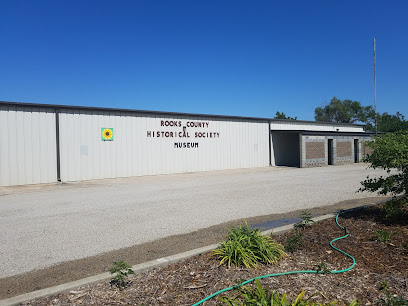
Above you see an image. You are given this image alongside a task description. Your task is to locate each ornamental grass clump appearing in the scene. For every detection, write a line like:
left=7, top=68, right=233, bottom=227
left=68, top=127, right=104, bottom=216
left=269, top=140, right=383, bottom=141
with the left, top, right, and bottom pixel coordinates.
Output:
left=212, top=222, right=287, bottom=269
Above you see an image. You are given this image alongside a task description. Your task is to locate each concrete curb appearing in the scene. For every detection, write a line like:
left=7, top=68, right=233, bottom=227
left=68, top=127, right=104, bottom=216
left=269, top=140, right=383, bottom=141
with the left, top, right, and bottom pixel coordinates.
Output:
left=0, top=213, right=336, bottom=306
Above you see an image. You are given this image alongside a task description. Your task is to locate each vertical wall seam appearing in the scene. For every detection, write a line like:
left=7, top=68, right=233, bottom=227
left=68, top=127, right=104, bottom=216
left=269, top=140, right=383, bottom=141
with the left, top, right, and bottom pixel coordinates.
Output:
left=268, top=121, right=272, bottom=166
left=55, top=109, right=61, bottom=182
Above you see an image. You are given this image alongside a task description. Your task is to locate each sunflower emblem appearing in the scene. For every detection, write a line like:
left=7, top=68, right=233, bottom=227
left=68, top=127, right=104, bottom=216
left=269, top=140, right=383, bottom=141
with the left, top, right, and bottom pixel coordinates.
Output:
left=101, top=128, right=114, bottom=141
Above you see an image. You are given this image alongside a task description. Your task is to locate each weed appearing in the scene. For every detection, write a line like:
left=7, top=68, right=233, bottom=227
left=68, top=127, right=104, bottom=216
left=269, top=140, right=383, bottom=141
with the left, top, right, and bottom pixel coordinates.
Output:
left=379, top=280, right=389, bottom=291
left=376, top=281, right=408, bottom=306
left=233, top=278, right=247, bottom=285
left=285, top=211, right=314, bottom=253
left=294, top=211, right=315, bottom=230
left=373, top=230, right=397, bottom=243
left=219, top=278, right=358, bottom=305
left=285, top=231, right=303, bottom=253
left=314, top=261, right=331, bottom=274
left=109, top=260, right=134, bottom=289
left=212, top=222, right=287, bottom=269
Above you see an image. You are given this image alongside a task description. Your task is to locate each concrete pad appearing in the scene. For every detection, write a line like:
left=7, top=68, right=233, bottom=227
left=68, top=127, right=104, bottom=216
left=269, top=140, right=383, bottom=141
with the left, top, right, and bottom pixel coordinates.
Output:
left=0, top=164, right=385, bottom=279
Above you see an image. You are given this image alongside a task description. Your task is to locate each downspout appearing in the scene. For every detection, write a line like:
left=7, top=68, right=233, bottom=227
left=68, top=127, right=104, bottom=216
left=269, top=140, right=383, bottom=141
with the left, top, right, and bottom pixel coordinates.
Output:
left=55, top=109, right=61, bottom=182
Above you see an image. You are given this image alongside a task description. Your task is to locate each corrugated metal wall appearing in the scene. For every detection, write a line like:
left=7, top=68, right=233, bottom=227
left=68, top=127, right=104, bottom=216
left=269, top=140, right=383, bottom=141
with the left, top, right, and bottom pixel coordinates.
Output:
left=0, top=105, right=57, bottom=186
left=58, top=109, right=270, bottom=182
left=0, top=103, right=371, bottom=186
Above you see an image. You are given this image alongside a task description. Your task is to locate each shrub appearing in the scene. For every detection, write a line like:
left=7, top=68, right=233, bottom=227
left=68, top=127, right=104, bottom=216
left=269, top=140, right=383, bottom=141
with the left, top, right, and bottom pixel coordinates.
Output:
left=219, top=279, right=359, bottom=305
left=212, top=222, right=287, bottom=269
left=360, top=132, right=408, bottom=220
left=109, top=260, right=134, bottom=289
left=381, top=198, right=407, bottom=221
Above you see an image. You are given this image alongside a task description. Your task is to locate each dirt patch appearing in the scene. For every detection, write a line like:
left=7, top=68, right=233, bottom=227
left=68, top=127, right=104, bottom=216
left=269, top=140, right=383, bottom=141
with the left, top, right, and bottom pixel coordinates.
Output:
left=0, top=196, right=391, bottom=302
left=19, top=199, right=408, bottom=305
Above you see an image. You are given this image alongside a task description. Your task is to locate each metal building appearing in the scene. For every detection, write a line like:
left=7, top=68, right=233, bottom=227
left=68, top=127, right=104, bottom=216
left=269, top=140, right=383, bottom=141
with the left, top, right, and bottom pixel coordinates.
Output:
left=0, top=101, right=372, bottom=187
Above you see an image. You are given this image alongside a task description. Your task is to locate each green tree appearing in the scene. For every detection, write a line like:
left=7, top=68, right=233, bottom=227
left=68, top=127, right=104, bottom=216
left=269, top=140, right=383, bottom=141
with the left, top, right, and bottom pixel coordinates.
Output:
left=274, top=111, right=297, bottom=120
left=360, top=132, right=408, bottom=216
left=314, top=97, right=375, bottom=124
left=377, top=112, right=408, bottom=132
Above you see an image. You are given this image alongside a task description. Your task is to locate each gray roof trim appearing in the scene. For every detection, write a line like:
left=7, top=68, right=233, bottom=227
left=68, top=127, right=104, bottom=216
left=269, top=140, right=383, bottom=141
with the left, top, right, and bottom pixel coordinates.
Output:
left=301, top=131, right=374, bottom=136
left=271, top=130, right=373, bottom=136
left=0, top=100, right=366, bottom=127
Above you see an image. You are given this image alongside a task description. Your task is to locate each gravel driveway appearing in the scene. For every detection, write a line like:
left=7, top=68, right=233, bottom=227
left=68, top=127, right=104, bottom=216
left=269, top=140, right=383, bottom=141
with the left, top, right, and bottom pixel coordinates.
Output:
left=0, top=164, right=384, bottom=278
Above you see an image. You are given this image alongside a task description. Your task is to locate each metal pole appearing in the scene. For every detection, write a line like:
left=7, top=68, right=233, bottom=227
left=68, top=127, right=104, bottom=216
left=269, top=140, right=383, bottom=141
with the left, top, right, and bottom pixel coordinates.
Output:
left=374, top=38, right=377, bottom=135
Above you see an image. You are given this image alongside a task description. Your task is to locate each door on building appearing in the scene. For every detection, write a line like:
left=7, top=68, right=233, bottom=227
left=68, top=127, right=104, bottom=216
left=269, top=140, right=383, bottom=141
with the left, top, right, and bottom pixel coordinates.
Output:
left=328, top=139, right=333, bottom=165
left=354, top=139, right=359, bottom=163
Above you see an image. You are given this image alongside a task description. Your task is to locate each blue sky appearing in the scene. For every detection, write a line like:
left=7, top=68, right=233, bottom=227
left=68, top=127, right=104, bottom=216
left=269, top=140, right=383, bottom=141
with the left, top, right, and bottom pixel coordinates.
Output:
left=1, top=1, right=407, bottom=120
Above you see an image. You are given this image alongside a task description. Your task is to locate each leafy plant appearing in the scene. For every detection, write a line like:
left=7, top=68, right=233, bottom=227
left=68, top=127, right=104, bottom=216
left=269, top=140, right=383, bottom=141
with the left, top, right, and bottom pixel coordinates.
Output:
left=381, top=198, right=407, bottom=221
left=294, top=211, right=315, bottom=230
left=373, top=230, right=397, bottom=243
left=359, top=132, right=408, bottom=217
left=314, top=261, right=332, bottom=274
left=376, top=281, right=408, bottom=306
left=212, top=222, right=287, bottom=269
left=285, top=231, right=303, bottom=253
left=219, top=279, right=358, bottom=305
left=109, top=260, right=134, bottom=289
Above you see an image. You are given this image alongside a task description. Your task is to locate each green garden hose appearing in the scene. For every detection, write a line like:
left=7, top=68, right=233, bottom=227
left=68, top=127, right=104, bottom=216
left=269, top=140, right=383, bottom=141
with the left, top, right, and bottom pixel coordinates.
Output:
left=192, top=211, right=355, bottom=306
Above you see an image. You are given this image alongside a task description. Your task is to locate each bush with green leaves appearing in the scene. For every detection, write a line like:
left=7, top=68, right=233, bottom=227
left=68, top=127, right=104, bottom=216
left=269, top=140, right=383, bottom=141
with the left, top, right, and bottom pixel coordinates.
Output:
left=359, top=132, right=408, bottom=220
left=219, top=279, right=359, bottom=306
left=381, top=197, right=407, bottom=221
left=212, top=222, right=287, bottom=269
left=109, top=260, right=134, bottom=289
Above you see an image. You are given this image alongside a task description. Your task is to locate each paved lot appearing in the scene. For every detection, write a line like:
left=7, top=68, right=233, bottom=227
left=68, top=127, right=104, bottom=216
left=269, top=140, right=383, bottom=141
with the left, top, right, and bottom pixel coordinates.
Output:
left=0, top=164, right=384, bottom=278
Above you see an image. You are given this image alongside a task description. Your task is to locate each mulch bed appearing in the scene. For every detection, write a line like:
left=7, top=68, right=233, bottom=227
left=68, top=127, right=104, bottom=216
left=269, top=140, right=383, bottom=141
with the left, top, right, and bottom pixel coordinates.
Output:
left=22, top=204, right=408, bottom=305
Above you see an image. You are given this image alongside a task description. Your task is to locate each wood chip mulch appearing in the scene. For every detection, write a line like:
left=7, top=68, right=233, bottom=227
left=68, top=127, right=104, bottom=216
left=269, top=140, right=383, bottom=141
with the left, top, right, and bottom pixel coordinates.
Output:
left=22, top=205, right=408, bottom=305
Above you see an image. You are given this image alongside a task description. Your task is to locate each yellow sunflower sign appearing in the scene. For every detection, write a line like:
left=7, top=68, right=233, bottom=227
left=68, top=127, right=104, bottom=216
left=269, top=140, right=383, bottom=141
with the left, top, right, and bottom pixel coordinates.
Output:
left=101, top=128, right=114, bottom=141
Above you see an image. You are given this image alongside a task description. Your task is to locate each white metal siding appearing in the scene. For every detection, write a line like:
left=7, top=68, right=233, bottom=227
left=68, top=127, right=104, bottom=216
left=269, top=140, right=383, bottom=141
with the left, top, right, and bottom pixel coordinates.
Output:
left=0, top=105, right=57, bottom=186
left=1, top=104, right=371, bottom=186
left=270, top=121, right=364, bottom=132
left=58, top=110, right=270, bottom=182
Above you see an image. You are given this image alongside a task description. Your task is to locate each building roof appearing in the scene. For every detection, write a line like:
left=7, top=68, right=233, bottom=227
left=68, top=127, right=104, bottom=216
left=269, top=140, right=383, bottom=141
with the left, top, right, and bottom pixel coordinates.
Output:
left=0, top=100, right=366, bottom=127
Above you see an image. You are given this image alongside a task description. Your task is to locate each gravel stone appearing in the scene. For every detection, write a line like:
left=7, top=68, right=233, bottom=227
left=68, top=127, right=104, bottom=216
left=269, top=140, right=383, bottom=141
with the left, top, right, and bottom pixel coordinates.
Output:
left=0, top=164, right=385, bottom=278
